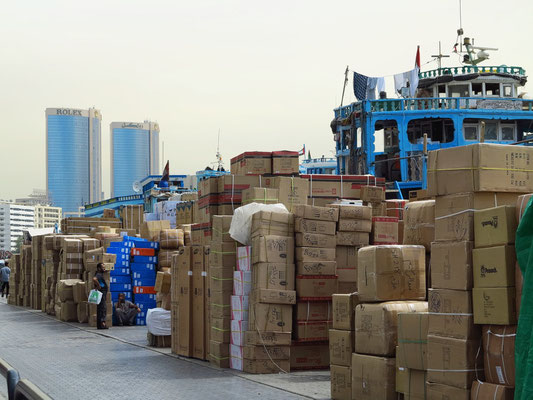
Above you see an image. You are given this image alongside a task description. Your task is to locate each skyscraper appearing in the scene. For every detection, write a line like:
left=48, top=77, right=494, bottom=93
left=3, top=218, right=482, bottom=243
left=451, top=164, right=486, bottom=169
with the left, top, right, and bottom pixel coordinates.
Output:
left=46, top=108, right=102, bottom=213
left=110, top=121, right=160, bottom=197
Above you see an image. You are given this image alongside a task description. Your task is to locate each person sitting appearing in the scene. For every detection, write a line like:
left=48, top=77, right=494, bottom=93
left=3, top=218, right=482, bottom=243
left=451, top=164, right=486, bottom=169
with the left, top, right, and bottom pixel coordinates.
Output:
left=114, top=293, right=140, bottom=326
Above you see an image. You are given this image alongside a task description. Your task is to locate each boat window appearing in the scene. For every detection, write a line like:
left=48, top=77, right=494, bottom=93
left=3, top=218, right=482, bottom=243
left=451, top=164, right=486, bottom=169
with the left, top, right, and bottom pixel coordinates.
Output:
left=503, top=85, right=513, bottom=97
left=485, top=83, right=500, bottom=96
left=407, top=118, right=454, bottom=144
left=464, top=125, right=478, bottom=141
left=437, top=85, right=447, bottom=98
left=375, top=121, right=397, bottom=153
left=484, top=122, right=498, bottom=140
left=501, top=124, right=516, bottom=141
left=472, top=83, right=483, bottom=97
left=449, top=84, right=469, bottom=98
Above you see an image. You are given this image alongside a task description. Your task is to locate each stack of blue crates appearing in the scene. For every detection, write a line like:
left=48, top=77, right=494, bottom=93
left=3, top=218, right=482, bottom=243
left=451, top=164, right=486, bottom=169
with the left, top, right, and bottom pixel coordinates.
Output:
left=106, top=239, right=134, bottom=303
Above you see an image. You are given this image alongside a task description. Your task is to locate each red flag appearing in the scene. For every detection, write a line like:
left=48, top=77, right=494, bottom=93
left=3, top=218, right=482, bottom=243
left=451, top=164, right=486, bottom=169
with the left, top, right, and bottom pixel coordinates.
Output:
left=298, top=145, right=306, bottom=156
left=160, top=161, right=170, bottom=188
left=415, top=45, right=421, bottom=69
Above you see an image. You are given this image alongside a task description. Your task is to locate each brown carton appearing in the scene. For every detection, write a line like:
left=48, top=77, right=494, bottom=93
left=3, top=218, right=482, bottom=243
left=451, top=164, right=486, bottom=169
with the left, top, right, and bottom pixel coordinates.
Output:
left=250, top=289, right=296, bottom=305
left=262, top=176, right=309, bottom=212
left=243, top=331, right=291, bottom=346
left=474, top=206, right=517, bottom=248
left=336, top=246, right=358, bottom=269
left=355, top=301, right=428, bottom=357
left=77, top=301, right=88, bottom=323
left=155, top=271, right=171, bottom=294
left=473, top=287, right=516, bottom=325
left=210, top=317, right=231, bottom=343
left=403, top=200, right=435, bottom=251
left=295, top=233, right=336, bottom=248
left=332, top=293, right=359, bottom=330
left=192, top=246, right=206, bottom=360
left=211, top=216, right=233, bottom=243
left=357, top=245, right=426, bottom=302
left=427, top=383, right=470, bottom=400
left=295, top=247, right=336, bottom=262
left=140, top=220, right=171, bottom=241
left=386, top=199, right=408, bottom=220
left=293, top=204, right=339, bottom=221
left=360, top=185, right=386, bottom=202
left=427, top=143, right=533, bottom=196
left=251, top=211, right=294, bottom=238
left=329, top=329, right=354, bottom=366
left=330, top=364, right=352, bottom=400
left=296, top=275, right=337, bottom=299
left=242, top=344, right=290, bottom=360
left=351, top=353, right=396, bottom=400
left=177, top=247, right=193, bottom=357
left=248, top=303, right=292, bottom=333
left=252, top=263, right=295, bottom=290
left=59, top=301, right=78, bottom=322
left=397, top=312, right=428, bottom=370
left=295, top=301, right=331, bottom=321
left=482, top=325, right=515, bottom=386
left=209, top=267, right=234, bottom=292
left=243, top=359, right=290, bottom=374
left=242, top=187, right=279, bottom=205
left=329, top=203, right=372, bottom=220
left=296, top=261, right=336, bottom=275
left=271, top=151, right=299, bottom=175
left=290, top=342, right=329, bottom=370
left=294, top=321, right=330, bottom=341
left=230, top=152, right=272, bottom=175
left=371, top=217, right=399, bottom=245
left=337, top=218, right=372, bottom=232
left=396, top=367, right=427, bottom=400
left=210, top=242, right=236, bottom=267
left=473, top=245, right=516, bottom=288
left=294, top=218, right=336, bottom=235
left=431, top=241, right=473, bottom=290
left=336, top=268, right=356, bottom=285
left=209, top=340, right=229, bottom=368
left=251, top=235, right=294, bottom=264
left=336, top=231, right=369, bottom=246
left=470, top=381, right=514, bottom=400
left=427, top=335, right=482, bottom=389
left=428, top=288, right=479, bottom=339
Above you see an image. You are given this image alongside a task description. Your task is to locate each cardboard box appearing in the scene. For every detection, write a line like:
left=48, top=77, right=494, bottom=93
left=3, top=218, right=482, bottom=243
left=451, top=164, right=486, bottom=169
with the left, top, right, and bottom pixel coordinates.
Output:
left=155, top=272, right=171, bottom=294
left=72, top=281, right=87, bottom=304
left=242, top=187, right=279, bottom=205
left=337, top=218, right=372, bottom=232
left=351, top=353, right=396, bottom=400
left=474, top=206, right=516, bottom=248
left=431, top=241, right=473, bottom=290
left=428, top=288, right=479, bottom=339
left=329, top=203, right=373, bottom=220
left=329, top=329, right=354, bottom=366
left=192, top=246, right=206, bottom=360
left=482, top=325, right=515, bottom=386
left=386, top=199, right=408, bottom=220
left=470, top=381, right=514, bottom=400
left=233, top=271, right=252, bottom=296
left=77, top=301, right=88, bottom=323
left=290, top=342, right=329, bottom=370
left=428, top=143, right=533, bottom=196
left=242, top=344, right=290, bottom=360
left=303, top=174, right=385, bottom=199
left=332, top=293, right=359, bottom=330
left=251, top=211, right=294, bottom=238
left=57, top=279, right=82, bottom=302
left=230, top=319, right=248, bottom=345
left=294, top=321, right=330, bottom=341
left=336, top=231, right=369, bottom=246
left=262, top=176, right=309, bottom=212
left=403, top=200, right=435, bottom=251
left=330, top=365, right=351, bottom=400
left=296, top=261, right=336, bottom=275
left=427, top=383, right=470, bottom=400
left=427, top=335, right=482, bottom=389
left=473, top=287, right=516, bottom=325
left=336, top=268, right=356, bottom=284
left=209, top=242, right=236, bottom=267
left=236, top=246, right=251, bottom=271
left=434, top=192, right=519, bottom=242
left=243, top=331, right=292, bottom=346
left=473, top=245, right=516, bottom=288
left=212, top=216, right=233, bottom=243
left=140, top=220, right=171, bottom=241
left=209, top=340, right=230, bottom=368
left=397, top=312, right=428, bottom=370
left=248, top=303, right=292, bottom=333
left=295, top=301, right=331, bottom=321
left=294, top=218, right=336, bottom=235
left=293, top=204, right=339, bottom=222
left=336, top=246, right=358, bottom=269
left=209, top=267, right=234, bottom=292
left=357, top=245, right=426, bottom=302
left=296, top=275, right=337, bottom=299
left=59, top=301, right=78, bottom=322
left=252, top=263, right=295, bottom=290
left=295, top=233, right=336, bottom=248
left=243, top=359, right=290, bottom=374
left=396, top=366, right=427, bottom=400
left=371, top=217, right=399, bottom=245
left=210, top=317, right=231, bottom=343
left=355, top=301, right=428, bottom=357
left=177, top=247, right=193, bottom=357
left=230, top=151, right=272, bottom=175
left=251, top=235, right=294, bottom=265
left=271, top=150, right=299, bottom=175
left=250, top=289, right=296, bottom=305
left=295, top=247, right=336, bottom=262
left=371, top=201, right=387, bottom=217
left=360, top=185, right=385, bottom=202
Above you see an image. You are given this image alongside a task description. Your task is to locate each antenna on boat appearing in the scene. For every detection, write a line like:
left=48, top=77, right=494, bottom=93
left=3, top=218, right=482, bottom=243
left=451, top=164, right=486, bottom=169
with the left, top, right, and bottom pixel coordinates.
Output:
left=431, top=41, right=450, bottom=69
left=340, top=65, right=349, bottom=107
left=214, top=129, right=224, bottom=171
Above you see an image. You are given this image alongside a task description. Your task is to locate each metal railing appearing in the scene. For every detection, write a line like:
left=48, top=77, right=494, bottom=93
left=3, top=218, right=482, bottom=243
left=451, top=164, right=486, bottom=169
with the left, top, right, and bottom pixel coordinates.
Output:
left=0, top=358, right=52, bottom=400
left=419, top=65, right=526, bottom=79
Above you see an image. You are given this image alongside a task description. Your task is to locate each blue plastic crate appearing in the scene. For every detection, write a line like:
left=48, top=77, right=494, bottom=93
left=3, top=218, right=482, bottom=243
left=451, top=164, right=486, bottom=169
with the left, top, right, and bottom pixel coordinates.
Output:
left=110, top=283, right=132, bottom=292
left=130, top=263, right=156, bottom=274
left=110, top=267, right=131, bottom=276
left=106, top=247, right=130, bottom=255
left=135, top=317, right=146, bottom=326
left=132, top=255, right=157, bottom=264
left=109, top=241, right=135, bottom=248
left=134, top=293, right=157, bottom=303
left=133, top=278, right=156, bottom=287
left=132, top=241, right=160, bottom=250
left=115, top=259, right=130, bottom=267
left=110, top=276, right=132, bottom=284
left=136, top=301, right=157, bottom=310
left=111, top=291, right=132, bottom=302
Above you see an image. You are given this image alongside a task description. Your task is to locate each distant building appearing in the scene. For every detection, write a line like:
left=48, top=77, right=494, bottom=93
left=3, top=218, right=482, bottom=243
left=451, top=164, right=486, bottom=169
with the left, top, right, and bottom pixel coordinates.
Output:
left=34, top=205, right=62, bottom=229
left=110, top=121, right=160, bottom=197
left=0, top=203, right=35, bottom=251
left=15, top=189, right=51, bottom=206
left=46, top=107, right=102, bottom=213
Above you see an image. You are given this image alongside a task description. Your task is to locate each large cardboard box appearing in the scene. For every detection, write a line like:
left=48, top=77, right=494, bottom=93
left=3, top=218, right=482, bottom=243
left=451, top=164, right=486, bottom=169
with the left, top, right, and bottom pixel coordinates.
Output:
left=435, top=192, right=519, bottom=241
left=262, top=176, right=309, bottom=212
left=302, top=174, right=385, bottom=200
left=473, top=245, right=515, bottom=288
left=230, top=151, right=272, bottom=175
left=155, top=271, right=171, bottom=294
left=360, top=185, right=385, bottom=202
left=396, top=367, right=427, bottom=400
left=427, top=335, right=482, bottom=389
left=397, top=311, right=428, bottom=370
left=211, top=216, right=233, bottom=243
left=329, top=203, right=372, bottom=220
left=251, top=211, right=294, bottom=238
left=209, top=241, right=236, bottom=268
left=59, top=301, right=78, bottom=322
left=295, top=247, right=336, bottom=262
left=332, top=293, right=359, bottom=331
left=210, top=317, right=231, bottom=343
left=57, top=279, right=82, bottom=302
left=330, top=365, right=351, bottom=400
left=243, top=331, right=291, bottom=346
left=427, top=383, right=470, bottom=400
left=294, top=321, right=330, bottom=341
left=294, top=218, right=336, bottom=235
left=482, top=325, right=515, bottom=386
left=177, top=247, right=193, bottom=357
left=297, top=261, right=336, bottom=275
left=250, top=289, right=296, bottom=305
left=271, top=151, right=299, bottom=175
left=431, top=241, right=473, bottom=290
left=242, top=344, right=290, bottom=360
left=428, top=288, right=479, bottom=339
left=295, top=301, right=331, bottom=321
left=474, top=206, right=517, bottom=248
left=290, top=342, right=329, bottom=370
left=248, top=303, right=292, bottom=333
left=251, top=235, right=294, bottom=264
left=336, top=246, right=358, bottom=269
left=329, top=329, right=354, bottom=366
left=428, top=143, right=533, bottom=196
left=337, top=218, right=372, bottom=232
left=355, top=301, right=428, bottom=357
left=473, top=287, right=516, bottom=325
left=470, top=380, right=514, bottom=400
left=252, top=263, right=295, bottom=290
left=209, top=340, right=230, bottom=368
left=192, top=246, right=206, bottom=360
left=243, top=359, right=290, bottom=374
left=386, top=199, right=408, bottom=220
left=296, top=275, right=337, bottom=299
left=242, top=187, right=279, bottom=205
left=371, top=217, right=399, bottom=245
left=293, top=204, right=339, bottom=222
left=336, top=231, right=369, bottom=246
left=357, top=245, right=426, bottom=302
left=351, top=353, right=396, bottom=400
left=403, top=200, right=435, bottom=251
left=295, top=233, right=336, bottom=248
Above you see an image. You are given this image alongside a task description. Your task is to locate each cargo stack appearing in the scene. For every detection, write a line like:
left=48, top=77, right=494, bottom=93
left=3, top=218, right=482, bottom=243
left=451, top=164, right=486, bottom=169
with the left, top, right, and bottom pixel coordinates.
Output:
left=83, top=246, right=113, bottom=328
left=385, top=199, right=408, bottom=244
left=30, top=235, right=44, bottom=310
left=360, top=184, right=387, bottom=217
left=329, top=202, right=372, bottom=293
left=155, top=271, right=172, bottom=311
left=353, top=245, right=427, bottom=400
left=44, top=235, right=62, bottom=314
left=208, top=216, right=235, bottom=367
left=292, top=205, right=337, bottom=370
left=21, top=245, right=32, bottom=307
left=56, top=279, right=82, bottom=322
left=130, top=238, right=159, bottom=326
left=7, top=254, right=21, bottom=305
left=107, top=239, right=135, bottom=306
left=157, top=229, right=183, bottom=272
left=330, top=293, right=359, bottom=400
left=120, top=204, right=144, bottom=234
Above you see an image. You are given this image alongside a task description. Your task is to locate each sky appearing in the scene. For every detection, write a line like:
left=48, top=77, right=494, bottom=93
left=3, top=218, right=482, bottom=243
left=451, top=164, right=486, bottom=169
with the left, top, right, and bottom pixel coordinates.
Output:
left=1, top=0, right=532, bottom=200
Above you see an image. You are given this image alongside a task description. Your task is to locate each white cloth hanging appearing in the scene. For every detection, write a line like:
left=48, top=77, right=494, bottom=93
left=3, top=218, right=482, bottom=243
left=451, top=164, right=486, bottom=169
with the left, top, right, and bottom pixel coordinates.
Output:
left=376, top=77, right=386, bottom=94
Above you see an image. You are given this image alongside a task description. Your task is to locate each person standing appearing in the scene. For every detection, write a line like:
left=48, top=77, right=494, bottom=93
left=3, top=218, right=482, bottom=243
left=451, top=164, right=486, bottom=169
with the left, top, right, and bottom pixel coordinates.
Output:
left=0, top=261, right=11, bottom=298
left=114, top=293, right=140, bottom=326
left=92, top=263, right=108, bottom=329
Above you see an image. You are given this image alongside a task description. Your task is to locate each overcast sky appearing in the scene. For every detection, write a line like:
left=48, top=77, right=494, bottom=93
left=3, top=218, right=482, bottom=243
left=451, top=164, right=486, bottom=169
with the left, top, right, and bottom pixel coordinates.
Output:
left=1, top=0, right=532, bottom=200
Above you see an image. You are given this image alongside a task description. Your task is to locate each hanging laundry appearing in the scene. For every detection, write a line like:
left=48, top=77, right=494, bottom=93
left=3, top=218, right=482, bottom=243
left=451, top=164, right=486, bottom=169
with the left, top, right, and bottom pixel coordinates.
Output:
left=353, top=71, right=369, bottom=101
left=376, top=77, right=386, bottom=94
left=366, top=77, right=378, bottom=100
left=411, top=46, right=421, bottom=97
left=394, top=70, right=411, bottom=97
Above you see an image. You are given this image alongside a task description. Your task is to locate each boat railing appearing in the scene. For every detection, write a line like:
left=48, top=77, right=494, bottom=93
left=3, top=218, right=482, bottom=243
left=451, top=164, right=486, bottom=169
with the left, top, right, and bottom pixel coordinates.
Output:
left=419, top=65, right=526, bottom=79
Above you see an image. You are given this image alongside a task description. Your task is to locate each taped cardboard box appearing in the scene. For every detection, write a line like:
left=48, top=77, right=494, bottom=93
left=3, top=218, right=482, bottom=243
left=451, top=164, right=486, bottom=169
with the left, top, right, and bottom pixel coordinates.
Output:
left=473, top=245, right=515, bottom=288
left=428, top=143, right=533, bottom=196
left=357, top=245, right=426, bottom=302
left=57, top=279, right=82, bottom=302
left=397, top=311, right=428, bottom=370
left=295, top=301, right=331, bottom=321
left=72, top=281, right=87, bottom=304
left=59, top=301, right=78, bottom=322
left=158, top=229, right=184, bottom=249
left=230, top=151, right=272, bottom=175
left=336, top=231, right=370, bottom=246
left=371, top=216, right=399, bottom=245
left=295, top=247, right=336, bottom=263
left=251, top=235, right=294, bottom=265
left=243, top=331, right=291, bottom=346
left=242, top=187, right=279, bottom=205
left=242, top=345, right=290, bottom=360
left=155, top=271, right=171, bottom=294
left=295, top=233, right=336, bottom=248
left=371, top=201, right=387, bottom=217
left=252, top=263, right=295, bottom=290
left=427, top=335, right=482, bottom=389
left=140, top=220, right=171, bottom=241
left=360, top=185, right=385, bottom=202
left=431, top=241, right=473, bottom=290
left=290, top=342, right=330, bottom=370
left=294, top=320, right=330, bottom=341
left=473, top=287, right=516, bottom=325
left=403, top=200, right=435, bottom=251
left=62, top=238, right=84, bottom=253
left=296, top=275, right=337, bottom=299
left=337, top=218, right=372, bottom=232
left=351, top=353, right=396, bottom=400
left=210, top=317, right=231, bottom=343
left=209, top=294, right=231, bottom=319
left=427, top=383, right=470, bottom=400
left=474, top=206, right=516, bottom=248
left=209, top=242, right=236, bottom=267
left=435, top=192, right=519, bottom=242
left=336, top=246, right=358, bottom=269
left=482, top=325, right=515, bottom=387
left=470, top=380, right=514, bottom=400
left=329, top=203, right=372, bottom=220
left=303, top=174, right=385, bottom=199
left=336, top=268, right=356, bottom=284
left=355, top=301, right=428, bottom=357
left=294, top=218, right=336, bottom=236
left=293, top=204, right=339, bottom=222
left=262, top=176, right=309, bottom=212
left=250, top=289, right=296, bottom=305
left=428, top=288, right=479, bottom=339
left=386, top=199, right=408, bottom=220
left=248, top=303, right=292, bottom=333
left=211, top=216, right=233, bottom=243
left=330, top=364, right=351, bottom=400
left=332, top=293, right=359, bottom=330
left=396, top=365, right=427, bottom=400
left=251, top=211, right=294, bottom=238
left=209, top=268, right=234, bottom=292
left=271, top=150, right=299, bottom=175
left=329, top=329, right=354, bottom=366
left=296, top=261, right=336, bottom=275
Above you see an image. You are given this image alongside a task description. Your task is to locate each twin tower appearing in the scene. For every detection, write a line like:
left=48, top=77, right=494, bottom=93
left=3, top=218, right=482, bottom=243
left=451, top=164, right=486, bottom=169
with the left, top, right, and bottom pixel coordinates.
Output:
left=45, top=108, right=160, bottom=213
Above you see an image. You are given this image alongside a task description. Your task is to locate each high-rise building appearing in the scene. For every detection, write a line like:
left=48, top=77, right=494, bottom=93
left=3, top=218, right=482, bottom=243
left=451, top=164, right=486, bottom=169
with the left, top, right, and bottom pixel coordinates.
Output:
left=34, top=205, right=62, bottom=229
left=110, top=121, right=160, bottom=197
left=46, top=107, right=102, bottom=213
left=0, top=203, right=35, bottom=252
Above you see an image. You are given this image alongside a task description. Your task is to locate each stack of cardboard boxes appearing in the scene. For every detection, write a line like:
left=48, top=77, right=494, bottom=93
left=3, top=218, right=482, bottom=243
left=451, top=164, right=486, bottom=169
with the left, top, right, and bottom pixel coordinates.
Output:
left=158, top=229, right=182, bottom=271
left=7, top=254, right=20, bottom=306
left=120, top=204, right=144, bottom=234
left=230, top=151, right=299, bottom=177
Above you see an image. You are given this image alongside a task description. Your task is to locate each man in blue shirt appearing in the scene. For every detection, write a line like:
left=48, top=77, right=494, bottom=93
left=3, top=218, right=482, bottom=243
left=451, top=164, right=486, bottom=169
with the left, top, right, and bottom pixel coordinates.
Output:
left=92, top=263, right=108, bottom=329
left=0, top=261, right=11, bottom=298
